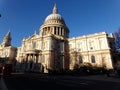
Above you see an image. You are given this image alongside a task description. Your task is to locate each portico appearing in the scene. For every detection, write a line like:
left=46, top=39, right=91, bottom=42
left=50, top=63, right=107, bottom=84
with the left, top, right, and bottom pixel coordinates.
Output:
left=24, top=49, right=41, bottom=72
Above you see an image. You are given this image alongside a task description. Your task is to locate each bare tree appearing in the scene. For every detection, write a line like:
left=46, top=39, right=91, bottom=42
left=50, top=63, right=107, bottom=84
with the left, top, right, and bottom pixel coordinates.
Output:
left=114, top=28, right=120, bottom=51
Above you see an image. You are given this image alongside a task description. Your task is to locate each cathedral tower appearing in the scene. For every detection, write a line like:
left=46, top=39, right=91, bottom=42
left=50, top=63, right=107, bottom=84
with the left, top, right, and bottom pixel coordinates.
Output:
left=39, top=4, right=70, bottom=72
left=2, top=31, right=12, bottom=47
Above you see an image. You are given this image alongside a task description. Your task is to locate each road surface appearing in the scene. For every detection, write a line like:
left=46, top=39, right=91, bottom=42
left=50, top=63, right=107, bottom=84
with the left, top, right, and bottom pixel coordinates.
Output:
left=0, top=73, right=120, bottom=90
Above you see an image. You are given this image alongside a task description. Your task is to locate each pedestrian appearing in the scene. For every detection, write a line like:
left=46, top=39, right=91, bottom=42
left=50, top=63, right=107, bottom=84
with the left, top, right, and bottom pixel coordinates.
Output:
left=2, top=66, right=5, bottom=76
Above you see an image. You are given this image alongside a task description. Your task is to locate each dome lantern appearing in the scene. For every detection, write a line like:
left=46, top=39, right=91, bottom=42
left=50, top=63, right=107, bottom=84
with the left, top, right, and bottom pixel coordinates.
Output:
left=52, top=3, right=58, bottom=14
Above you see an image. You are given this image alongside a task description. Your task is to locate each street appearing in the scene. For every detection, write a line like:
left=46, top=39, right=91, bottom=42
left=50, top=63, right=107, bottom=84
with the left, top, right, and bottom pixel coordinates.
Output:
left=0, top=73, right=120, bottom=90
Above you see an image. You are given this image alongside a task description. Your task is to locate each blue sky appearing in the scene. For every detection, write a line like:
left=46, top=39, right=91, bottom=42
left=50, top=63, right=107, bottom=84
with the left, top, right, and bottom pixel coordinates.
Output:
left=0, top=0, right=120, bottom=47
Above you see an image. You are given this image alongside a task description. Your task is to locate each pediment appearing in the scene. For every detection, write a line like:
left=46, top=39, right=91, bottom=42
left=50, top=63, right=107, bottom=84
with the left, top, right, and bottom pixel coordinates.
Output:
left=27, top=34, right=38, bottom=41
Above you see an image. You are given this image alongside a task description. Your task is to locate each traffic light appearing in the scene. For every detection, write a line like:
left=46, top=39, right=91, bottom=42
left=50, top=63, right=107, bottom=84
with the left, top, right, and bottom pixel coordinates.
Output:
left=0, top=14, right=1, bottom=17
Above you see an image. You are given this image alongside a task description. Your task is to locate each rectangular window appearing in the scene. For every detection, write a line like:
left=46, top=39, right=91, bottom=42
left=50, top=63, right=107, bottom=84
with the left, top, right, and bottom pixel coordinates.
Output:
left=91, top=55, right=95, bottom=63
left=33, top=42, right=36, bottom=49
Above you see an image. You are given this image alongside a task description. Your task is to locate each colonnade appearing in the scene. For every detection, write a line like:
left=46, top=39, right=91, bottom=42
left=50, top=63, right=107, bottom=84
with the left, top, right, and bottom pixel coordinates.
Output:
left=42, top=26, right=66, bottom=36
left=23, top=54, right=41, bottom=71
left=54, top=27, right=65, bottom=36
left=25, top=54, right=38, bottom=63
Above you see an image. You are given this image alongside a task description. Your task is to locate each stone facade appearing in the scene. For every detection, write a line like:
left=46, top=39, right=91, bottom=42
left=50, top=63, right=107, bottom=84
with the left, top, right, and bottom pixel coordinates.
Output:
left=68, top=32, right=114, bottom=70
left=0, top=4, right=115, bottom=73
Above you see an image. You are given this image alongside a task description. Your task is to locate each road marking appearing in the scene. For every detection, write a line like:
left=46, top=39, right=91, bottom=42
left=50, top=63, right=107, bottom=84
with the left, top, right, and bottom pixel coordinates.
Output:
left=0, top=76, right=8, bottom=90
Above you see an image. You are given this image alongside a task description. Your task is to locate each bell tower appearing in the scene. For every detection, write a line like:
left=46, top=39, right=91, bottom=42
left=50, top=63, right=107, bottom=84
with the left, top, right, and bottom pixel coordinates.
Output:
left=2, top=31, right=12, bottom=47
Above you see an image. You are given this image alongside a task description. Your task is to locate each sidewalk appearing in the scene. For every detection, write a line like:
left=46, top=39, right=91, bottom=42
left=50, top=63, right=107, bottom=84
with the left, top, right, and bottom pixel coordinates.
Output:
left=78, top=74, right=120, bottom=83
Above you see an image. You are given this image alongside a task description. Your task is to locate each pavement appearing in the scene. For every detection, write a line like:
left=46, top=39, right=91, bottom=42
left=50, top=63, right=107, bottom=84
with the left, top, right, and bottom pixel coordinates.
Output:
left=0, top=72, right=120, bottom=90
left=77, top=74, right=120, bottom=83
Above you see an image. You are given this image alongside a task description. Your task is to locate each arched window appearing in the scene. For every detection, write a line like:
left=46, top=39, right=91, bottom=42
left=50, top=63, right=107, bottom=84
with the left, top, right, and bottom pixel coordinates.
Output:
left=91, top=55, right=95, bottom=63
left=79, top=56, right=83, bottom=64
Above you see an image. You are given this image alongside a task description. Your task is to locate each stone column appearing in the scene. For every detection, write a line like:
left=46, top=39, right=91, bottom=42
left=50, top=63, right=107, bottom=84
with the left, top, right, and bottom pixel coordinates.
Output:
left=62, top=28, right=64, bottom=36
left=59, top=27, right=61, bottom=35
left=24, top=54, right=28, bottom=71
left=28, top=54, right=30, bottom=61
left=43, top=28, right=45, bottom=35
left=56, top=27, right=58, bottom=35
left=38, top=54, right=41, bottom=63
left=30, top=54, right=32, bottom=61
left=48, top=27, right=50, bottom=34
left=27, top=54, right=30, bottom=71
left=62, top=42, right=65, bottom=69
left=58, top=27, right=59, bottom=35
left=32, top=54, right=35, bottom=62
left=53, top=27, right=55, bottom=34
left=24, top=55, right=27, bottom=62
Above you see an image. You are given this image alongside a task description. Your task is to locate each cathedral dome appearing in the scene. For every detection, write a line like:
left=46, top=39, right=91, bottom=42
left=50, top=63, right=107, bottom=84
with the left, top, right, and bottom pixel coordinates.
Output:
left=44, top=3, right=65, bottom=24
left=45, top=13, right=63, bottom=22
left=40, top=3, right=69, bottom=38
